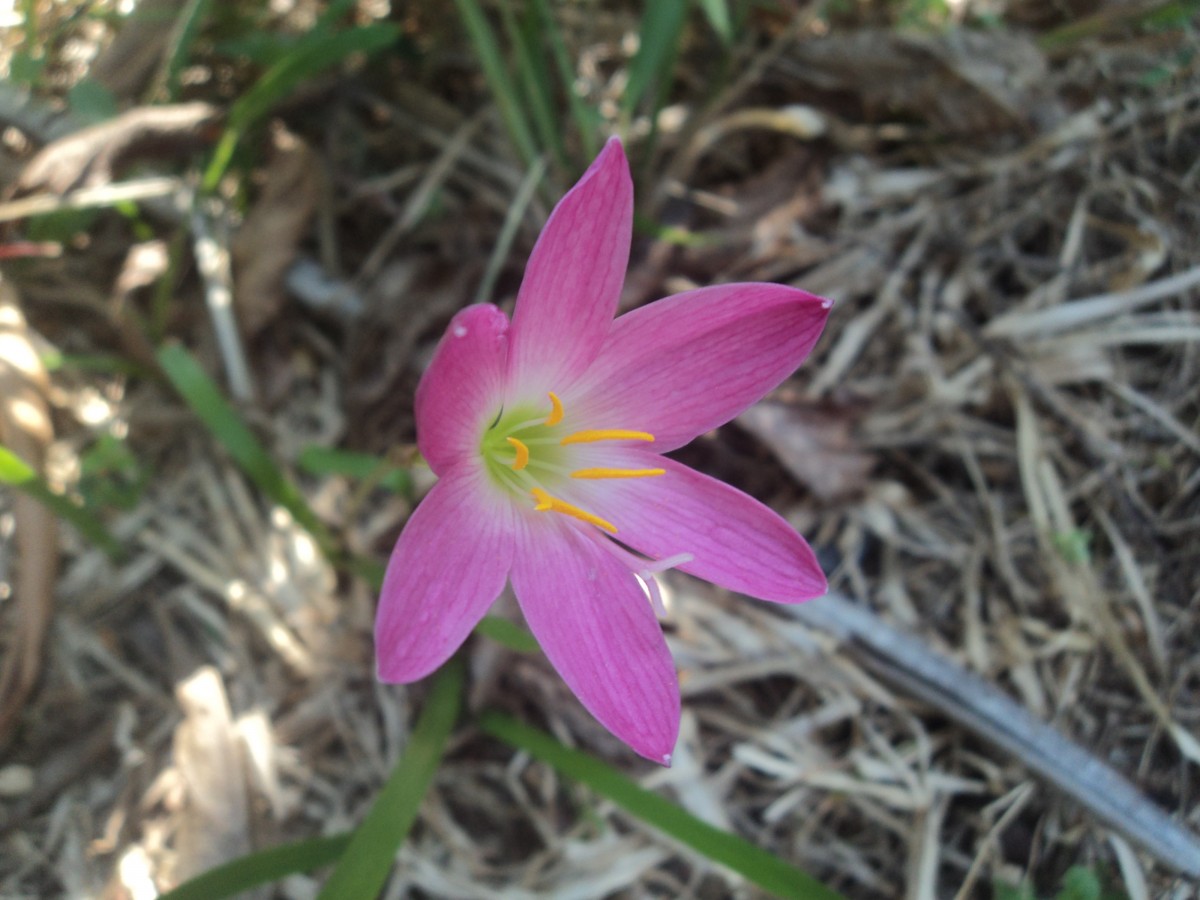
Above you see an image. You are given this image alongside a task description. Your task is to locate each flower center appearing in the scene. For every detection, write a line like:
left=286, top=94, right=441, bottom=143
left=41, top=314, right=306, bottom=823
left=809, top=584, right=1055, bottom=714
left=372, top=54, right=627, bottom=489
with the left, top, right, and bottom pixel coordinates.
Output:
left=480, top=392, right=664, bottom=534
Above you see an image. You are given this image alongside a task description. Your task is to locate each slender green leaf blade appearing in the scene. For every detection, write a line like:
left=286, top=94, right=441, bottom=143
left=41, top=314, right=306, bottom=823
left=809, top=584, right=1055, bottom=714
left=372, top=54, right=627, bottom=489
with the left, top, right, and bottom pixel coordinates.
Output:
left=204, top=24, right=399, bottom=188
left=160, top=833, right=352, bottom=900
left=297, top=445, right=411, bottom=493
left=452, top=0, right=538, bottom=165
left=530, top=0, right=600, bottom=157
left=317, top=658, right=464, bottom=898
left=475, top=615, right=539, bottom=653
left=695, top=0, right=733, bottom=43
left=156, top=343, right=335, bottom=553
left=622, top=0, right=688, bottom=116
left=157, top=0, right=212, bottom=100
left=0, top=444, right=122, bottom=558
left=480, top=713, right=845, bottom=900
left=502, top=0, right=567, bottom=168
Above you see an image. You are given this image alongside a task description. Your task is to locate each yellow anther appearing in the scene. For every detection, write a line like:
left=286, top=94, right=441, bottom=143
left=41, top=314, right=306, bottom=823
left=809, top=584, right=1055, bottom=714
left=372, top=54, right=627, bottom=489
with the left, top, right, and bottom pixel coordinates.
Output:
left=560, top=429, right=654, bottom=446
left=531, top=488, right=617, bottom=534
left=571, top=467, right=665, bottom=480
left=506, top=436, right=530, bottom=470
left=545, top=392, right=564, bottom=426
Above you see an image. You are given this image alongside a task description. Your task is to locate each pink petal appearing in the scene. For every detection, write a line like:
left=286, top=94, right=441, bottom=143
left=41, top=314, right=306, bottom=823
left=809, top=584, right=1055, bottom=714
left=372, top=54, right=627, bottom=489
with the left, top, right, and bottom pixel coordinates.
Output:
left=506, top=137, right=633, bottom=401
left=567, top=284, right=832, bottom=452
left=415, top=304, right=510, bottom=475
left=510, top=518, right=680, bottom=764
left=376, top=468, right=514, bottom=682
left=579, top=454, right=827, bottom=603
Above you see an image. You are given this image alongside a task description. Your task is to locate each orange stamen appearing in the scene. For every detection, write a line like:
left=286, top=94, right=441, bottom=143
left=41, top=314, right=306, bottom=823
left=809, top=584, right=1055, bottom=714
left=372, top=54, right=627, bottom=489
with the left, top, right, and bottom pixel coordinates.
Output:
left=571, top=467, right=665, bottom=479
left=531, top=488, right=617, bottom=534
left=545, top=392, right=564, bottom=426
left=560, top=429, right=654, bottom=446
left=506, top=436, right=530, bottom=470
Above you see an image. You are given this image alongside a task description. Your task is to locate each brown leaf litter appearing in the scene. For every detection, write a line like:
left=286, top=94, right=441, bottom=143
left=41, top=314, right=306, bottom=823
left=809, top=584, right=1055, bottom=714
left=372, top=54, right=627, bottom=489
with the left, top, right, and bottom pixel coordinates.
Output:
left=1, top=4, right=1199, bottom=898
left=0, top=278, right=57, bottom=747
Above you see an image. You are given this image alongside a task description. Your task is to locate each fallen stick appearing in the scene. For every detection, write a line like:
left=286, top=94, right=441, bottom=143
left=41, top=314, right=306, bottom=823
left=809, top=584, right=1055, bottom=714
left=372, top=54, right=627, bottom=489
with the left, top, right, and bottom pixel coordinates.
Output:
left=789, top=592, right=1200, bottom=878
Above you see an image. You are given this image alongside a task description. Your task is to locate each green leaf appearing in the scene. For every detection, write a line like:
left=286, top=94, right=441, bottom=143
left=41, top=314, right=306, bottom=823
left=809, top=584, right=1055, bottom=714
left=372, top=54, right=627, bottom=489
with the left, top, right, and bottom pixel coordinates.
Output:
left=475, top=615, right=539, bottom=653
left=480, top=713, right=845, bottom=900
left=159, top=833, right=351, bottom=900
left=694, top=0, right=733, bottom=44
left=474, top=156, right=547, bottom=305
left=502, top=0, right=567, bottom=169
left=0, top=444, right=122, bottom=558
left=622, top=0, right=688, bottom=117
left=993, top=882, right=1036, bottom=900
left=530, top=0, right=601, bottom=158
left=297, top=445, right=411, bottom=494
left=204, top=23, right=400, bottom=189
left=633, top=212, right=717, bottom=247
left=66, top=80, right=118, bottom=123
left=79, top=435, right=149, bottom=511
left=1057, top=867, right=1102, bottom=900
left=451, top=0, right=538, bottom=166
left=156, top=343, right=336, bottom=555
left=317, top=658, right=464, bottom=898
left=157, top=0, right=212, bottom=101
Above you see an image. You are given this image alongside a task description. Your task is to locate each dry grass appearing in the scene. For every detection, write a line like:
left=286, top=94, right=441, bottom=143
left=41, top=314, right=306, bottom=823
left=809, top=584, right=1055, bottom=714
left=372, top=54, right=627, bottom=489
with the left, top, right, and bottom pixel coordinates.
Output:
left=1, top=2, right=1198, bottom=897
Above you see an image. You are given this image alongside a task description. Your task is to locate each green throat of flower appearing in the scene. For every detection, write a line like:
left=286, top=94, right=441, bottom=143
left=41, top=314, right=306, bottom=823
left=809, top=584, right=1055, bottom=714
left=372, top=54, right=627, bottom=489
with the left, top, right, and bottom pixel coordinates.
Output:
left=480, top=392, right=665, bottom=534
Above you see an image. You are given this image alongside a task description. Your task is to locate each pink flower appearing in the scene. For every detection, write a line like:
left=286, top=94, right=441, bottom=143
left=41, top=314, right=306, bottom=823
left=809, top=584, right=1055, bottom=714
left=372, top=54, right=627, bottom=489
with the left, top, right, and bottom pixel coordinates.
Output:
left=375, top=138, right=832, bottom=764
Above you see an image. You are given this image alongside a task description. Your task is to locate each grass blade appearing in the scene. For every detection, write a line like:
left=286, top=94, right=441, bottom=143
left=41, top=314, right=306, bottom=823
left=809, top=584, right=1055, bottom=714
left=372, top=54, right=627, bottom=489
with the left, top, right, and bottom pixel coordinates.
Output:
left=297, top=445, right=411, bottom=494
left=695, top=0, right=733, bottom=44
left=621, top=0, right=688, bottom=117
left=530, top=0, right=600, bottom=158
left=451, top=0, right=538, bottom=166
left=317, top=657, right=464, bottom=899
left=156, top=343, right=336, bottom=555
left=204, top=23, right=399, bottom=189
left=480, top=712, right=845, bottom=900
left=474, top=155, right=547, bottom=304
left=0, top=444, right=121, bottom=559
left=475, top=615, right=539, bottom=653
left=154, top=0, right=213, bottom=101
left=501, top=0, right=567, bottom=169
left=160, top=834, right=352, bottom=900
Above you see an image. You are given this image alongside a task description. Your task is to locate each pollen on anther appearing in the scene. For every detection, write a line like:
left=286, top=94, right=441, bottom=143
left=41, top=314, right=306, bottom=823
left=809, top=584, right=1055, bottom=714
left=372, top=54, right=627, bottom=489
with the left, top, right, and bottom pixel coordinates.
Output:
left=506, top=436, right=530, bottom=470
left=571, top=467, right=665, bottom=480
left=530, top=488, right=617, bottom=534
left=545, top=392, right=564, bottom=426
left=561, top=429, right=654, bottom=446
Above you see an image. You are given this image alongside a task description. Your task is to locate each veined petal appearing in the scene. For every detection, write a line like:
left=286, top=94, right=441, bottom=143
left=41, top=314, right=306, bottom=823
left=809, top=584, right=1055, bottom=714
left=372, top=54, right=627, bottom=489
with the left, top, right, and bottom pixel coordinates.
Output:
left=580, top=453, right=827, bottom=603
left=376, top=469, right=514, bottom=682
left=567, top=284, right=832, bottom=452
left=415, top=304, right=509, bottom=474
left=506, top=137, right=633, bottom=401
left=510, top=518, right=680, bottom=765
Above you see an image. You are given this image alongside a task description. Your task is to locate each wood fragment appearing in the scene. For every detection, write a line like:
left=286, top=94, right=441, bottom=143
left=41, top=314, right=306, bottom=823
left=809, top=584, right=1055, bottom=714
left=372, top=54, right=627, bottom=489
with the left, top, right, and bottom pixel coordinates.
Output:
left=790, top=593, right=1200, bottom=878
left=0, top=278, right=57, bottom=746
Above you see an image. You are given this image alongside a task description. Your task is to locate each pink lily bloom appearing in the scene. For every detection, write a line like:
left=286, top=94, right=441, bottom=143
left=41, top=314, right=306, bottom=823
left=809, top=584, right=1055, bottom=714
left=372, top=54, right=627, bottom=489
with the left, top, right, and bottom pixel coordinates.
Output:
left=376, top=138, right=832, bottom=764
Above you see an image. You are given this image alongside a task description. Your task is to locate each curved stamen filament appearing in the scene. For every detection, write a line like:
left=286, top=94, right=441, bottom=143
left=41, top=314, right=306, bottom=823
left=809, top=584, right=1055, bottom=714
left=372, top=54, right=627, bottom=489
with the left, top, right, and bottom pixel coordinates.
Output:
left=561, top=429, right=654, bottom=446
left=531, top=488, right=617, bottom=534
left=571, top=467, right=665, bottom=479
left=545, top=392, right=564, bottom=426
left=506, top=436, right=530, bottom=470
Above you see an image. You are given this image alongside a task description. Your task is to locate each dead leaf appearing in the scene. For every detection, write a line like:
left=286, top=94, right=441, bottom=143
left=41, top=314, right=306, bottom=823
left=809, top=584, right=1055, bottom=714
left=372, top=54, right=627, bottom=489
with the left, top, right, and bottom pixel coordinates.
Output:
left=169, top=667, right=257, bottom=889
left=787, top=28, right=1057, bottom=135
left=737, top=399, right=874, bottom=502
left=231, top=126, right=320, bottom=338
left=89, top=0, right=182, bottom=100
left=8, top=102, right=221, bottom=199
left=0, top=275, right=58, bottom=746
